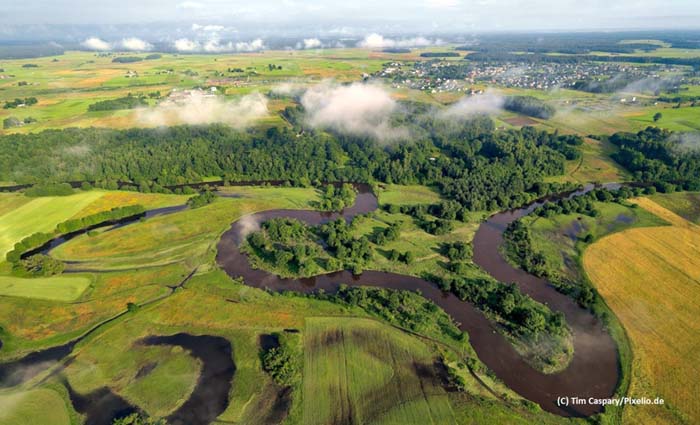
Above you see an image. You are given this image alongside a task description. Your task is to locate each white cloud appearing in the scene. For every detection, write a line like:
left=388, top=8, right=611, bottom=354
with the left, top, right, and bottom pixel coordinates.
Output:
left=120, top=37, right=152, bottom=51
left=177, top=1, right=204, bottom=9
left=425, top=0, right=460, bottom=7
left=174, top=38, right=200, bottom=52
left=81, top=37, right=111, bottom=51
left=192, top=23, right=225, bottom=32
left=234, top=38, right=265, bottom=52
left=301, top=82, right=406, bottom=141
left=357, top=33, right=441, bottom=49
left=303, top=38, right=322, bottom=49
left=139, top=91, right=269, bottom=127
left=174, top=37, right=265, bottom=52
left=441, top=91, right=505, bottom=118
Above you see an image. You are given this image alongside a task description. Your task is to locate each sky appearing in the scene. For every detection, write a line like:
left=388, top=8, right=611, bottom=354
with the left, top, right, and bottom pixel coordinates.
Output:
left=1, top=0, right=699, bottom=39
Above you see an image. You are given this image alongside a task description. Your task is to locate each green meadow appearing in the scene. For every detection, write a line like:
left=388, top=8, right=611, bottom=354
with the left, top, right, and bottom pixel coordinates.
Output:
left=0, top=275, right=91, bottom=301
left=0, top=191, right=104, bottom=258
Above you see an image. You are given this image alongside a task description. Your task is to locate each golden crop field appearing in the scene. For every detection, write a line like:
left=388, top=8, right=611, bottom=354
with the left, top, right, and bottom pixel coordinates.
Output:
left=583, top=198, right=700, bottom=424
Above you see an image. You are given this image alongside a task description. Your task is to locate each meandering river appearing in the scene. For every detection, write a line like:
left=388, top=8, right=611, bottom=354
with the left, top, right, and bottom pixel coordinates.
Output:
left=0, top=183, right=621, bottom=420
left=216, top=183, right=620, bottom=417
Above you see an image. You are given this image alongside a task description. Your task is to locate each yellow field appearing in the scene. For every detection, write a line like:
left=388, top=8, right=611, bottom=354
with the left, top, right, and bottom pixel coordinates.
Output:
left=73, top=190, right=191, bottom=218
left=583, top=199, right=700, bottom=424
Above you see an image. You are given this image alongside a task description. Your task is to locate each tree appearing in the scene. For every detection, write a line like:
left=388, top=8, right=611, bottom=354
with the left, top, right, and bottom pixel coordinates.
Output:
left=653, top=112, right=663, bottom=122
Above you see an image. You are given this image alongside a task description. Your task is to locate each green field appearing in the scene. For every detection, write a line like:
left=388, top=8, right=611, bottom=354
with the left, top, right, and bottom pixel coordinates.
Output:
left=303, top=317, right=457, bottom=425
left=0, top=275, right=91, bottom=301
left=0, top=389, right=71, bottom=425
left=0, top=191, right=104, bottom=258
left=377, top=184, right=442, bottom=205
left=648, top=191, right=700, bottom=223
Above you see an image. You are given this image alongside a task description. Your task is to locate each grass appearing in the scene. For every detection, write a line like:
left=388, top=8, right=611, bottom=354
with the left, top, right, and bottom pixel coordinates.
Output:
left=0, top=389, right=71, bottom=425
left=356, top=210, right=488, bottom=281
left=0, top=191, right=104, bottom=258
left=546, top=137, right=630, bottom=184
left=377, top=184, right=442, bottom=206
left=302, top=317, right=457, bottom=425
left=648, top=191, right=700, bottom=224
left=72, top=190, right=192, bottom=218
left=0, top=264, right=186, bottom=357
left=583, top=198, right=700, bottom=424
left=523, top=200, right=668, bottom=283
left=0, top=275, right=91, bottom=301
left=51, top=187, right=320, bottom=270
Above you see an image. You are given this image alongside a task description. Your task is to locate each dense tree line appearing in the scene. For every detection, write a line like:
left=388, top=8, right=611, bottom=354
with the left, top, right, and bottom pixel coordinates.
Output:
left=88, top=94, right=148, bottom=112
left=503, top=96, right=556, bottom=119
left=429, top=273, right=566, bottom=338
left=111, top=56, right=143, bottom=63
left=24, top=183, right=74, bottom=197
left=607, top=127, right=700, bottom=190
left=0, top=112, right=580, bottom=212
left=306, top=285, right=465, bottom=341
left=3, top=97, right=38, bottom=109
left=419, top=52, right=461, bottom=58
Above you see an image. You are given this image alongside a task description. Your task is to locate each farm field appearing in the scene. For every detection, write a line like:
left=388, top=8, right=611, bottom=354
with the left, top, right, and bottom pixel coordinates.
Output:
left=0, top=388, right=71, bottom=425
left=648, top=191, right=700, bottom=224
left=583, top=198, right=700, bottom=425
left=302, top=316, right=457, bottom=425
left=0, top=275, right=91, bottom=301
left=0, top=191, right=104, bottom=258
left=1, top=25, right=700, bottom=425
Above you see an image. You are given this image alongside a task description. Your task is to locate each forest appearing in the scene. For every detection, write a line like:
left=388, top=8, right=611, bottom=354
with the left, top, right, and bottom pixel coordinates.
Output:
left=0, top=115, right=582, bottom=212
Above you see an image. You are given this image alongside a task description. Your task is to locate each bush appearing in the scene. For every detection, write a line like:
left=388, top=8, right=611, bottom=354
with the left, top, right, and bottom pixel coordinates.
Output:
left=24, top=183, right=74, bottom=197
left=17, top=254, right=64, bottom=276
left=261, top=333, right=300, bottom=386
left=187, top=190, right=217, bottom=208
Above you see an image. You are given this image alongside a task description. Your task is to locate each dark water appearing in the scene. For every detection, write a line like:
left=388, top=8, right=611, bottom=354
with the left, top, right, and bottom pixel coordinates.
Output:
left=64, top=379, right=140, bottom=425
left=216, top=183, right=622, bottom=417
left=140, top=333, right=235, bottom=425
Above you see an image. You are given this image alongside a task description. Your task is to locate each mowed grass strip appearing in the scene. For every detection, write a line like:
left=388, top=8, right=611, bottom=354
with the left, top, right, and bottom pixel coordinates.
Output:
left=378, top=184, right=442, bottom=206
left=0, top=275, right=91, bottom=301
left=583, top=199, right=700, bottom=425
left=0, top=389, right=71, bottom=425
left=303, top=317, right=456, bottom=425
left=0, top=191, right=104, bottom=258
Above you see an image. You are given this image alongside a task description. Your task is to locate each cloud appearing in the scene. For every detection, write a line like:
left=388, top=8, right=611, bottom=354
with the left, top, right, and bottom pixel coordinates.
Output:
left=177, top=1, right=204, bottom=9
left=357, top=33, right=441, bottom=49
left=441, top=91, right=505, bottom=118
left=139, top=91, right=269, bottom=128
left=120, top=37, right=152, bottom=51
left=302, top=38, right=322, bottom=49
left=173, top=38, right=265, bottom=52
left=81, top=37, right=111, bottom=51
left=174, top=38, right=200, bottom=52
left=425, top=0, right=460, bottom=7
left=670, top=132, right=700, bottom=154
left=192, top=23, right=225, bottom=32
left=271, top=83, right=306, bottom=97
left=301, top=82, right=406, bottom=141
left=236, top=214, right=261, bottom=243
